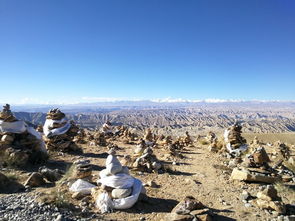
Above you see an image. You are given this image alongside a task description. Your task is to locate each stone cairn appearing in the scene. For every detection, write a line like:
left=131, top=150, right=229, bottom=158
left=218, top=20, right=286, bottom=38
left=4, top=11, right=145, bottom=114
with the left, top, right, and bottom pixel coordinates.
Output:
left=91, top=131, right=107, bottom=147
left=224, top=123, right=247, bottom=156
left=143, top=128, right=155, bottom=145
left=208, top=139, right=219, bottom=153
left=183, top=131, right=193, bottom=146
left=132, top=140, right=162, bottom=173
left=72, top=160, right=92, bottom=180
left=166, top=142, right=184, bottom=159
left=133, top=148, right=162, bottom=173
left=43, top=108, right=81, bottom=153
left=157, top=135, right=172, bottom=147
left=23, top=166, right=65, bottom=188
left=274, top=141, right=290, bottom=160
left=251, top=136, right=260, bottom=146
left=0, top=104, right=47, bottom=167
left=93, top=150, right=146, bottom=213
left=99, top=151, right=132, bottom=199
left=231, top=144, right=295, bottom=184
left=255, top=185, right=286, bottom=214
left=173, top=132, right=192, bottom=149
left=206, top=131, right=217, bottom=143
left=231, top=145, right=280, bottom=184
left=73, top=128, right=87, bottom=144
left=271, top=142, right=295, bottom=182
left=172, top=137, right=185, bottom=150
left=112, top=125, right=139, bottom=144
left=242, top=147, right=270, bottom=169
left=205, top=131, right=219, bottom=152
left=101, top=121, right=113, bottom=137
left=156, top=134, right=187, bottom=159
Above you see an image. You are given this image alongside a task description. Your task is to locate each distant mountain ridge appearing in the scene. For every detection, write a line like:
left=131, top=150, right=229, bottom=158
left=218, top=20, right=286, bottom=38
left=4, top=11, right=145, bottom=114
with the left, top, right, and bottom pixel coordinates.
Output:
left=9, top=100, right=295, bottom=113
left=11, top=102, right=295, bottom=134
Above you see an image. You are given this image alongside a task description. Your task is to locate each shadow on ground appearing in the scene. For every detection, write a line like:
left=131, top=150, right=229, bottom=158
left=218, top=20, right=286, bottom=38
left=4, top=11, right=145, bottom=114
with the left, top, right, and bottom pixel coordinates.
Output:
left=83, top=152, right=108, bottom=159
left=124, top=196, right=178, bottom=214
left=165, top=168, right=196, bottom=176
left=209, top=207, right=235, bottom=221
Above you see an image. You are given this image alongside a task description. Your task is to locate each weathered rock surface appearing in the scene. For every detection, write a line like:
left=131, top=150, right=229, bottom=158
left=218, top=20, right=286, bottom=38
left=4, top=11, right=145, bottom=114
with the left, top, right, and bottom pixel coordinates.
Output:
left=231, top=167, right=280, bottom=183
left=24, top=172, right=46, bottom=187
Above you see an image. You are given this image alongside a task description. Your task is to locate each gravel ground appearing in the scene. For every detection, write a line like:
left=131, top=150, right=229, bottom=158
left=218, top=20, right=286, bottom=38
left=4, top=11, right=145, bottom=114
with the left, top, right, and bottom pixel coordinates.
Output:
left=0, top=193, right=96, bottom=221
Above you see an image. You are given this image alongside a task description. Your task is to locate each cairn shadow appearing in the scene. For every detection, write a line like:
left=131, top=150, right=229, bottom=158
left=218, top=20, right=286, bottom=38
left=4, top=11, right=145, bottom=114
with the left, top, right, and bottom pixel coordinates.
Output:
left=0, top=180, right=25, bottom=194
left=287, top=184, right=295, bottom=191
left=212, top=215, right=236, bottom=221
left=82, top=152, right=108, bottom=159
left=124, top=196, right=178, bottom=214
left=207, top=207, right=235, bottom=221
left=10, top=159, right=72, bottom=173
left=176, top=162, right=193, bottom=166
left=161, top=161, right=193, bottom=167
left=90, top=164, right=104, bottom=171
left=165, top=169, right=196, bottom=176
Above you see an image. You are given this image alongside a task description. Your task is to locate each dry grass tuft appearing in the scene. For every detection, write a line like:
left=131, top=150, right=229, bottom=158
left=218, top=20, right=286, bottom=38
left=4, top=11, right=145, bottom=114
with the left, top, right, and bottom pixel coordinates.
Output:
left=57, top=164, right=75, bottom=184
left=38, top=164, right=76, bottom=209
left=283, top=162, right=295, bottom=173
left=275, top=182, right=295, bottom=203
left=199, top=139, right=209, bottom=145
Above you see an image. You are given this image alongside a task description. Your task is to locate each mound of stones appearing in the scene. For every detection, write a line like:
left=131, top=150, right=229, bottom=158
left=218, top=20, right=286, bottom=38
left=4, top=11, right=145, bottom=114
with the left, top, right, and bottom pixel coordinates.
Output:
left=0, top=104, right=47, bottom=167
left=132, top=140, right=162, bottom=173
left=255, top=185, right=286, bottom=214
left=73, top=128, right=88, bottom=144
left=101, top=121, right=113, bottom=137
left=166, top=196, right=213, bottom=221
left=143, top=128, right=155, bottom=145
left=89, top=131, right=107, bottom=147
left=224, top=123, right=248, bottom=156
left=231, top=144, right=295, bottom=188
left=231, top=147, right=281, bottom=183
left=156, top=135, right=172, bottom=146
left=43, top=108, right=82, bottom=153
left=72, top=160, right=93, bottom=180
left=94, top=150, right=145, bottom=213
left=114, top=125, right=139, bottom=144
left=206, top=131, right=216, bottom=143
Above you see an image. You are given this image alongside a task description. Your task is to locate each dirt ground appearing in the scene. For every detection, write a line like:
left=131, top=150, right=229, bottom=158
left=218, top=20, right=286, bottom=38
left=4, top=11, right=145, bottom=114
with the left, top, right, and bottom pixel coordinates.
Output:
left=1, top=133, right=295, bottom=221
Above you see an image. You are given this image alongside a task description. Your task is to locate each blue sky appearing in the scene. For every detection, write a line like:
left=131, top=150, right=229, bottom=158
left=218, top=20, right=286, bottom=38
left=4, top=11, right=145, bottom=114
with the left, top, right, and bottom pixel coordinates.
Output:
left=0, top=0, right=295, bottom=104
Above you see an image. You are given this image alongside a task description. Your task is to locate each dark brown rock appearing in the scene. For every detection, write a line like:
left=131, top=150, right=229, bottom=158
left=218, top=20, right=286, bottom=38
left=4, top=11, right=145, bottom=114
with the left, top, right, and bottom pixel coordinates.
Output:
left=24, top=172, right=45, bottom=187
left=172, top=196, right=205, bottom=215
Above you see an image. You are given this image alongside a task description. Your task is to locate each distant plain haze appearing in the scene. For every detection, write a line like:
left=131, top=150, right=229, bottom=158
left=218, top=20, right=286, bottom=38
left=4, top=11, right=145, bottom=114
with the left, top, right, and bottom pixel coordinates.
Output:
left=0, top=0, right=295, bottom=104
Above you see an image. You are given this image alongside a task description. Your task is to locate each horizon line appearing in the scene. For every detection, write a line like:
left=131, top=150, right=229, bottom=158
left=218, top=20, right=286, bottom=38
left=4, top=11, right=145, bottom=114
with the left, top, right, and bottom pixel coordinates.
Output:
left=1, top=97, right=295, bottom=106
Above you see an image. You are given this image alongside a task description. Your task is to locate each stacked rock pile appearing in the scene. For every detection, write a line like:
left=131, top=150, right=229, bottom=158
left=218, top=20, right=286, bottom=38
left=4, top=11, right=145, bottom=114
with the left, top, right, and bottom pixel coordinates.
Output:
left=224, top=123, right=248, bottom=156
left=95, top=150, right=145, bottom=213
left=133, top=146, right=162, bottom=173
left=0, top=104, right=47, bottom=167
left=73, top=160, right=93, bottom=180
left=206, top=131, right=217, bottom=143
left=43, top=108, right=81, bottom=153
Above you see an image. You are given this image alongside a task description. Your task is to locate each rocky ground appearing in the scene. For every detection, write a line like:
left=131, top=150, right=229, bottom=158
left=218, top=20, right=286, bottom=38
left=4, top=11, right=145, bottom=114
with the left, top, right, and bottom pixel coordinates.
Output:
left=0, top=192, right=81, bottom=221
left=0, top=133, right=295, bottom=221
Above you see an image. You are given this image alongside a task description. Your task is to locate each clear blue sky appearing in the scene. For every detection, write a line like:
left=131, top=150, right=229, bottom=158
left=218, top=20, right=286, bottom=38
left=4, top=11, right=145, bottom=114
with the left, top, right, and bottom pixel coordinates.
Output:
left=0, top=0, right=295, bottom=104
